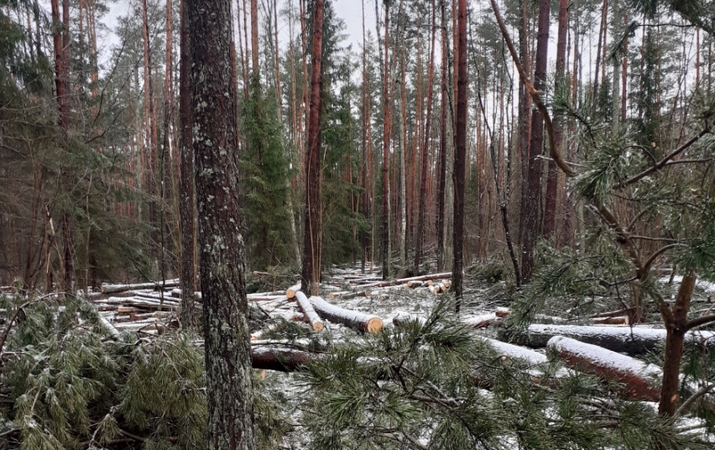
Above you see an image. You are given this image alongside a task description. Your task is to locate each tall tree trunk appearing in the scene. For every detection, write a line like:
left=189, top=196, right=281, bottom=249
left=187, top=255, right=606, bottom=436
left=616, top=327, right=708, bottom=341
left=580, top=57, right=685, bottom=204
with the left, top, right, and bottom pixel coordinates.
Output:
left=361, top=0, right=370, bottom=273
left=251, top=0, right=259, bottom=78
left=188, top=0, right=255, bottom=446
left=179, top=0, right=197, bottom=326
left=453, top=0, right=467, bottom=311
left=516, top=0, right=531, bottom=247
left=520, top=0, right=550, bottom=283
left=142, top=0, right=158, bottom=261
left=160, top=0, right=175, bottom=285
left=593, top=0, right=608, bottom=103
left=301, top=0, right=325, bottom=296
left=436, top=0, right=448, bottom=272
left=543, top=0, right=568, bottom=240
left=51, top=0, right=74, bottom=294
left=415, top=0, right=437, bottom=274
left=381, top=1, right=391, bottom=280
left=398, top=46, right=407, bottom=271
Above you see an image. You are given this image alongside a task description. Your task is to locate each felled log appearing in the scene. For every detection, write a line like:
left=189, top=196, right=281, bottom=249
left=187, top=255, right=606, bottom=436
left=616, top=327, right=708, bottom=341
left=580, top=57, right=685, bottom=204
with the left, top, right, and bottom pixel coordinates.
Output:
left=294, top=291, right=324, bottom=332
left=356, top=272, right=452, bottom=290
left=464, top=313, right=500, bottom=328
left=592, top=316, right=630, bottom=325
left=309, top=296, right=383, bottom=333
left=527, top=324, right=715, bottom=355
left=251, top=346, right=315, bottom=372
left=101, top=279, right=180, bottom=294
left=285, top=283, right=302, bottom=299
left=547, top=336, right=661, bottom=401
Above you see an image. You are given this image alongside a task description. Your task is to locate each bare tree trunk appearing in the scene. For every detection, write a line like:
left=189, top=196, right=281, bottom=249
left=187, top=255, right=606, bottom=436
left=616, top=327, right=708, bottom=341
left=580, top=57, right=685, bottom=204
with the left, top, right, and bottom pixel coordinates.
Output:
left=453, top=0, right=467, bottom=311
left=415, top=0, right=437, bottom=274
left=142, top=0, right=158, bottom=263
left=251, top=0, right=259, bottom=78
left=520, top=0, right=550, bottom=283
left=361, top=0, right=370, bottom=273
left=179, top=0, right=197, bottom=327
left=436, top=0, right=448, bottom=272
left=301, top=0, right=325, bottom=296
left=188, top=0, right=255, bottom=445
left=516, top=0, right=531, bottom=247
left=593, top=0, right=608, bottom=103
left=543, top=0, right=568, bottom=240
left=381, top=1, right=392, bottom=280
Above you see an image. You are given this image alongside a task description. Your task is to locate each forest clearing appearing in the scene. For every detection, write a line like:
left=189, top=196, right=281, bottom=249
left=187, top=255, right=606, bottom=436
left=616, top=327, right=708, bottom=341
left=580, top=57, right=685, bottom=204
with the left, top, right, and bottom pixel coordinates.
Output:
left=2, top=0, right=715, bottom=447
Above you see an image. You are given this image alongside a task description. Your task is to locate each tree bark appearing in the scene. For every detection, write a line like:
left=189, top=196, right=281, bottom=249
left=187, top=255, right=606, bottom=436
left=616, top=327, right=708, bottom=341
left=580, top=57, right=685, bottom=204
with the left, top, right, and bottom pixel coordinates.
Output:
left=381, top=1, right=391, bottom=280
left=179, top=0, right=197, bottom=327
left=543, top=0, right=568, bottom=241
left=250, top=0, right=259, bottom=78
left=142, top=0, right=158, bottom=252
left=520, top=0, right=550, bottom=283
left=453, top=0, right=467, bottom=311
left=301, top=0, right=325, bottom=296
left=415, top=0, right=437, bottom=274
left=188, top=0, right=256, bottom=446
left=436, top=0, right=448, bottom=273
left=658, top=273, right=695, bottom=416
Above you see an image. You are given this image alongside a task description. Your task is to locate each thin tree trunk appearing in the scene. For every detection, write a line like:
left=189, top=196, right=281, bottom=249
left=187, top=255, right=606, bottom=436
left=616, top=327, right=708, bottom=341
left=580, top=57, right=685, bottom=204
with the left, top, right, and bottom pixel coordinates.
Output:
left=453, top=0, right=467, bottom=310
left=520, top=0, right=550, bottom=283
left=593, top=0, right=608, bottom=103
left=142, top=0, right=158, bottom=261
left=415, top=0, right=437, bottom=274
left=517, top=0, right=531, bottom=247
left=188, top=0, right=255, bottom=446
left=361, top=0, right=370, bottom=272
left=436, top=0, right=448, bottom=272
left=543, top=0, right=568, bottom=240
left=381, top=1, right=391, bottom=280
left=251, top=0, right=259, bottom=78
left=301, top=0, right=325, bottom=296
left=179, top=0, right=197, bottom=327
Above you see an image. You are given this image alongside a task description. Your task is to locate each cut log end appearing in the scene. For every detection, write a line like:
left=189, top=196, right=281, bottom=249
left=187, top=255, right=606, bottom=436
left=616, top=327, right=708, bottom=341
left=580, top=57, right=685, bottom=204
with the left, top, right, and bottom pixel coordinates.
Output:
left=366, top=317, right=384, bottom=333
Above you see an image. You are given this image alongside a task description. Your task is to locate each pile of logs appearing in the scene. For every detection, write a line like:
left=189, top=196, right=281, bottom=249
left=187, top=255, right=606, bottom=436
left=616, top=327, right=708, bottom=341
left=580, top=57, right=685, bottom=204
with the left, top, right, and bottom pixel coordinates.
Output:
left=84, top=272, right=699, bottom=400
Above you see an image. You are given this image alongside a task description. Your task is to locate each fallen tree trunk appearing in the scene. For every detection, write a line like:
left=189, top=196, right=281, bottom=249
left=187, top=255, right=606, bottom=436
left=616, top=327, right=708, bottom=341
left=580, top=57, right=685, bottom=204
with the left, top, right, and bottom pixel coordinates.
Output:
left=356, top=272, right=452, bottom=290
left=286, top=283, right=302, bottom=299
left=527, top=324, right=715, bottom=355
left=101, top=279, right=180, bottom=294
left=251, top=346, right=316, bottom=372
left=309, top=296, right=383, bottom=333
left=294, top=291, right=324, bottom=331
left=547, top=336, right=662, bottom=401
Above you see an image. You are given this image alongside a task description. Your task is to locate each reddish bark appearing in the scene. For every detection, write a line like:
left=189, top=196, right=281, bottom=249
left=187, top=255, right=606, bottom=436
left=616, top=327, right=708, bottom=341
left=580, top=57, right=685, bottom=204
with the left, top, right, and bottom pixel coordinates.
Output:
left=381, top=2, right=391, bottom=280
left=301, top=0, right=325, bottom=296
left=415, top=0, right=437, bottom=273
left=543, top=0, right=569, bottom=240
left=436, top=0, right=448, bottom=272
left=251, top=0, right=259, bottom=78
left=520, top=0, right=550, bottom=283
left=453, top=0, right=467, bottom=310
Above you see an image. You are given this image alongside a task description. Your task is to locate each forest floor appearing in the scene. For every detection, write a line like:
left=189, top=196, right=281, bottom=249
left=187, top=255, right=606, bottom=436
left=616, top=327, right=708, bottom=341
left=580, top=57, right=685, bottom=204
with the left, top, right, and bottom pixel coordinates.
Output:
left=82, top=265, right=715, bottom=447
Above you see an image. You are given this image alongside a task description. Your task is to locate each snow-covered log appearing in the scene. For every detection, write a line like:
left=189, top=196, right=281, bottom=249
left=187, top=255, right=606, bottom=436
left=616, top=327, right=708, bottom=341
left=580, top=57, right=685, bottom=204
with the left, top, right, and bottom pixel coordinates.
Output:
left=480, top=337, right=548, bottom=366
left=285, top=283, right=302, bottom=299
left=251, top=346, right=315, bottom=372
left=528, top=324, right=715, bottom=355
left=547, top=336, right=662, bottom=401
left=294, top=291, right=324, bottom=332
left=464, top=313, right=501, bottom=328
left=101, top=279, right=180, bottom=294
left=309, top=296, right=383, bottom=333
left=356, top=272, right=452, bottom=289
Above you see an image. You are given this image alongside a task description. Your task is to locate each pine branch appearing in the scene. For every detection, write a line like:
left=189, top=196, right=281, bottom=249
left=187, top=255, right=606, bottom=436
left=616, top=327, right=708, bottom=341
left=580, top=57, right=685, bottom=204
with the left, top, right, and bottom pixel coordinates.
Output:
left=615, top=127, right=711, bottom=189
left=674, top=383, right=715, bottom=418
